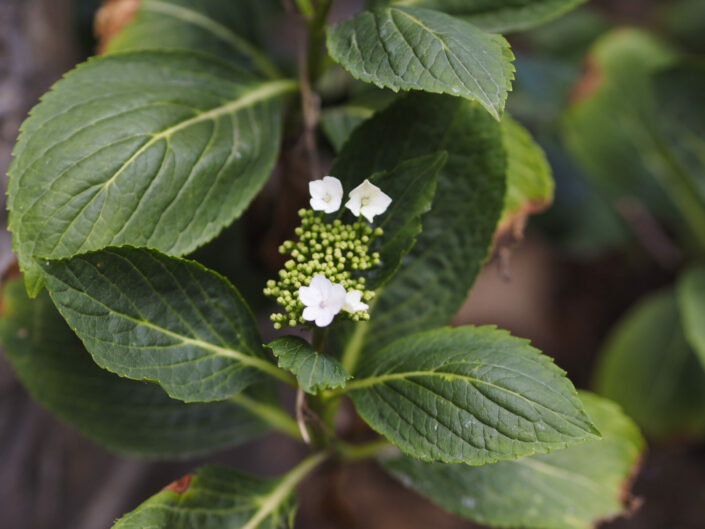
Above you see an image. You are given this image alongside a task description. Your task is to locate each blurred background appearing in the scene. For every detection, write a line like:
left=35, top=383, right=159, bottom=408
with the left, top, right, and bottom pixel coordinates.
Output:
left=1, top=0, right=705, bottom=527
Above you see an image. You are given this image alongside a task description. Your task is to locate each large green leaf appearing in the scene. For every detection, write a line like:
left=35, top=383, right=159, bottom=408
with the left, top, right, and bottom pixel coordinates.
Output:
left=39, top=246, right=294, bottom=402
left=498, top=115, right=554, bottom=237
left=329, top=93, right=506, bottom=371
left=562, top=30, right=705, bottom=251
left=106, top=0, right=282, bottom=78
left=677, top=266, right=705, bottom=371
left=365, top=152, right=446, bottom=289
left=594, top=288, right=705, bottom=439
left=0, top=279, right=281, bottom=458
left=653, top=61, right=705, bottom=206
left=382, top=392, right=644, bottom=529
left=267, top=336, right=350, bottom=395
left=370, top=0, right=587, bottom=33
left=7, top=51, right=296, bottom=296
left=111, top=457, right=325, bottom=529
left=327, top=7, right=514, bottom=119
left=345, top=326, right=599, bottom=464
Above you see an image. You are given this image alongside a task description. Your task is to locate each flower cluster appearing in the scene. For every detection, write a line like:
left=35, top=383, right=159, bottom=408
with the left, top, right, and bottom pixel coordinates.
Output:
left=264, top=176, right=392, bottom=328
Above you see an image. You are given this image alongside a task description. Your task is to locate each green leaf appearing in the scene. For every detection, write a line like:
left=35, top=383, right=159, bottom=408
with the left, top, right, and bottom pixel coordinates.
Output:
left=653, top=61, right=705, bottom=207
left=7, top=51, right=296, bottom=296
left=678, top=266, right=705, bottom=369
left=365, top=152, right=446, bottom=289
left=345, top=326, right=599, bottom=464
left=267, top=336, right=351, bottom=394
left=382, top=391, right=644, bottom=529
left=0, top=279, right=278, bottom=458
left=111, top=456, right=325, bottom=529
left=320, top=105, right=375, bottom=153
left=330, top=93, right=506, bottom=371
left=38, top=246, right=295, bottom=402
left=562, top=30, right=705, bottom=250
left=498, top=115, right=554, bottom=237
left=326, top=6, right=514, bottom=119
left=106, top=0, right=282, bottom=78
left=370, top=0, right=587, bottom=33
left=594, top=288, right=705, bottom=439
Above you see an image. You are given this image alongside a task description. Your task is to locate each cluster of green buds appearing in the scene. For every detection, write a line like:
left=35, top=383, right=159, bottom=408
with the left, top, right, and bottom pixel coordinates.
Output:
left=264, top=176, right=392, bottom=329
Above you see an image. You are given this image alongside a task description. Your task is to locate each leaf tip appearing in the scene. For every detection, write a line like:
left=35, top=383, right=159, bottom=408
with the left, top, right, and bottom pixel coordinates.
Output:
left=163, top=473, right=193, bottom=495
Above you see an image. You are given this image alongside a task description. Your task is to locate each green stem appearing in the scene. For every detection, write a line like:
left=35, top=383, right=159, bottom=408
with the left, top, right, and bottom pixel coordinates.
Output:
left=229, top=393, right=302, bottom=440
left=312, top=327, right=328, bottom=352
left=294, top=0, right=315, bottom=16
left=242, top=452, right=327, bottom=529
left=338, top=438, right=392, bottom=461
left=340, top=316, right=371, bottom=374
left=306, top=0, right=333, bottom=82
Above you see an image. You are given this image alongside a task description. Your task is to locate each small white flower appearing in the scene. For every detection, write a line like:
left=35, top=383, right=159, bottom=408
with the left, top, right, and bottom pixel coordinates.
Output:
left=342, top=289, right=368, bottom=314
left=298, top=274, right=346, bottom=327
left=345, top=179, right=392, bottom=222
left=309, top=176, right=343, bottom=213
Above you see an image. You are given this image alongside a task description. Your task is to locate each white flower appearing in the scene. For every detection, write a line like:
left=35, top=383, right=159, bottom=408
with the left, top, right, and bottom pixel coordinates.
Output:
left=345, top=179, right=392, bottom=222
left=342, top=289, right=368, bottom=314
left=309, top=176, right=343, bottom=213
left=298, top=274, right=346, bottom=327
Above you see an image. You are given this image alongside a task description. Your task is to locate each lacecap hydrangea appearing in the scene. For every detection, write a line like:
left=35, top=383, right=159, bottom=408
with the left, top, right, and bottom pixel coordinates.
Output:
left=264, top=176, right=392, bottom=328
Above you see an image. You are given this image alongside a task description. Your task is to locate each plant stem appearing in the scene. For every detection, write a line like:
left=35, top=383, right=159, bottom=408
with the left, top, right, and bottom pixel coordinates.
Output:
left=242, top=451, right=327, bottom=529
left=229, top=393, right=302, bottom=441
left=312, top=327, right=328, bottom=352
left=340, top=297, right=377, bottom=374
left=340, top=317, right=371, bottom=374
left=339, top=438, right=392, bottom=461
left=294, top=0, right=315, bottom=17
left=306, top=0, right=333, bottom=82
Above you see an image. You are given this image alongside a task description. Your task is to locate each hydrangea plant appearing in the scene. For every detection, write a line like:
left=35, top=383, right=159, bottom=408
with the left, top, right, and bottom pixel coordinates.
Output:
left=0, top=1, right=646, bottom=528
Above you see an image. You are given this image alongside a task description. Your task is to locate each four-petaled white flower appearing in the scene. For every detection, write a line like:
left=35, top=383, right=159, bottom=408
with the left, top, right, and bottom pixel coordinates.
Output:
left=299, top=274, right=346, bottom=327
left=345, top=179, right=392, bottom=222
left=343, top=289, right=369, bottom=314
left=309, top=176, right=343, bottom=213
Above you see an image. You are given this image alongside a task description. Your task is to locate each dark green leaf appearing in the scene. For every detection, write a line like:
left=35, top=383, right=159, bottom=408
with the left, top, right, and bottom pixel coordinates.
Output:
left=369, top=0, right=587, bottom=33
left=365, top=152, right=446, bottom=289
left=7, top=51, right=295, bottom=296
left=498, top=115, right=554, bottom=237
left=320, top=105, right=375, bottom=153
left=346, top=326, right=599, bottom=464
left=267, top=336, right=351, bottom=394
left=327, top=7, right=514, bottom=119
left=0, top=279, right=276, bottom=458
left=111, top=461, right=313, bottom=529
left=106, top=0, right=282, bottom=78
left=562, top=30, right=705, bottom=250
left=330, top=93, right=506, bottom=371
left=678, top=266, right=705, bottom=369
left=653, top=61, right=705, bottom=208
left=383, top=391, right=644, bottom=529
left=594, top=288, right=705, bottom=439
left=39, top=246, right=294, bottom=402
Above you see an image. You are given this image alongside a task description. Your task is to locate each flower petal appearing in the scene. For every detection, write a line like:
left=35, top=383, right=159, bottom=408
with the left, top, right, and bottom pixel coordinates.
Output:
left=309, top=180, right=327, bottom=200
left=345, top=196, right=362, bottom=217
left=299, top=285, right=322, bottom=307
left=322, top=176, right=343, bottom=198
left=328, top=283, right=347, bottom=314
left=309, top=274, right=332, bottom=298
left=368, top=189, right=392, bottom=215
left=314, top=310, right=335, bottom=327
left=360, top=206, right=376, bottom=223
left=303, top=305, right=322, bottom=323
left=343, top=289, right=368, bottom=313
